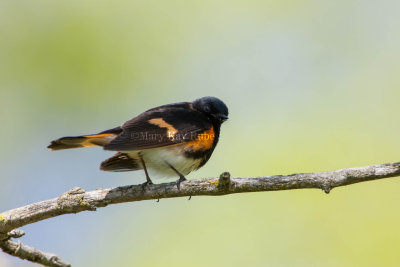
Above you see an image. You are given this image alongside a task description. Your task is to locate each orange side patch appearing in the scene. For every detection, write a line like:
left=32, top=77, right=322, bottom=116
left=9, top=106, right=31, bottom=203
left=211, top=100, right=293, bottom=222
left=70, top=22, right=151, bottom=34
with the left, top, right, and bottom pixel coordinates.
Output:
left=185, top=126, right=215, bottom=150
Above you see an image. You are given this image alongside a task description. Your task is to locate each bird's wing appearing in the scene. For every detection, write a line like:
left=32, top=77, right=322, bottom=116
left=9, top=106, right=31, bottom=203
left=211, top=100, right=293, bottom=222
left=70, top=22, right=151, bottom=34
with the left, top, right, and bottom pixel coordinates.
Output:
left=103, top=103, right=212, bottom=151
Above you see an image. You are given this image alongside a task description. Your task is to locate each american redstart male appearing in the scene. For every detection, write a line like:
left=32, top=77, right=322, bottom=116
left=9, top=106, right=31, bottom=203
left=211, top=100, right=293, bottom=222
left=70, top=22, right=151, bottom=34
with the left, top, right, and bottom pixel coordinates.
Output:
left=48, top=96, right=229, bottom=189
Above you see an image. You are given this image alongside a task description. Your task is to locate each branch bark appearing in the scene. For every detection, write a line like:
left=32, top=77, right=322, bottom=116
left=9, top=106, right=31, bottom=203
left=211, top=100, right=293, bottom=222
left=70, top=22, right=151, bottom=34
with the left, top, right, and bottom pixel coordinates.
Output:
left=1, top=161, right=400, bottom=266
left=0, top=239, right=70, bottom=267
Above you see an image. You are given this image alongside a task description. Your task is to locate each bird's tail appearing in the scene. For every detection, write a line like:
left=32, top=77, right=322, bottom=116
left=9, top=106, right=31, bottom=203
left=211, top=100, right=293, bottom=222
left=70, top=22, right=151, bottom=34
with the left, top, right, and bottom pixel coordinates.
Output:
left=48, top=127, right=122, bottom=151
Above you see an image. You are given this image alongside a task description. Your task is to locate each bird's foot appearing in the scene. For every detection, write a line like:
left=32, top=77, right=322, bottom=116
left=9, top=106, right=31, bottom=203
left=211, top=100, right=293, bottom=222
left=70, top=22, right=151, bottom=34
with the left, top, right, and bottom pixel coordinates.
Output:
left=176, top=175, right=187, bottom=190
left=141, top=180, right=153, bottom=191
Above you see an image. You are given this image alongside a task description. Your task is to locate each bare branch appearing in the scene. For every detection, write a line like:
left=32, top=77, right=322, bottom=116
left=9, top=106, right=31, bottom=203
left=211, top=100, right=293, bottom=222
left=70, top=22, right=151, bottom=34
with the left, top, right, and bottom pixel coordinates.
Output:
left=1, top=161, right=400, bottom=266
left=0, top=239, right=70, bottom=267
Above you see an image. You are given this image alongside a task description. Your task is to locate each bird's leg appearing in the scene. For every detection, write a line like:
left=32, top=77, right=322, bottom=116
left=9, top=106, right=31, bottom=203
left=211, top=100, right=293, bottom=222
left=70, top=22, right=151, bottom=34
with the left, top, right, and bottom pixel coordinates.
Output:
left=139, top=154, right=153, bottom=191
left=165, top=162, right=187, bottom=190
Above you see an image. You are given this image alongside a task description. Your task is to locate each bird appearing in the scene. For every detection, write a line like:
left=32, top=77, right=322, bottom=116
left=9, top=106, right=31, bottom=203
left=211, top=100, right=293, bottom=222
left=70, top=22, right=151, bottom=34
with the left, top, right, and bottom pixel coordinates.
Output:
left=48, top=96, right=229, bottom=189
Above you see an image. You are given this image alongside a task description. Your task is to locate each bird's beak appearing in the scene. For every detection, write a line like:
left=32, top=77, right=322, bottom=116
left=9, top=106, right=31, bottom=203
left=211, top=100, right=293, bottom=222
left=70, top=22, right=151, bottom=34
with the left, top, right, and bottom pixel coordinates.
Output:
left=217, top=114, right=229, bottom=122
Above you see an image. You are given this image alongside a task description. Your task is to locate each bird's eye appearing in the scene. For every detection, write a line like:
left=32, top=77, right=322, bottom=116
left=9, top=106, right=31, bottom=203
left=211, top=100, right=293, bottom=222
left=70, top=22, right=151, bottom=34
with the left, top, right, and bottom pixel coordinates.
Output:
left=203, top=106, right=211, bottom=113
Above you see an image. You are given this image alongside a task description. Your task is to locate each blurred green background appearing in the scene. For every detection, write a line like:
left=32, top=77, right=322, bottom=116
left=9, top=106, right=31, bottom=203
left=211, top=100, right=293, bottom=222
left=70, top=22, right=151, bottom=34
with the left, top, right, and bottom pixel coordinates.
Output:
left=1, top=0, right=400, bottom=266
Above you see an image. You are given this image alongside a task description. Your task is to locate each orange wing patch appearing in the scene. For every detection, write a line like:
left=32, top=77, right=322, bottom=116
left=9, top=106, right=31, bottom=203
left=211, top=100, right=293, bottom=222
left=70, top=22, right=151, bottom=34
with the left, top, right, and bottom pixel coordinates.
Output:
left=148, top=118, right=178, bottom=140
left=185, top=126, right=215, bottom=150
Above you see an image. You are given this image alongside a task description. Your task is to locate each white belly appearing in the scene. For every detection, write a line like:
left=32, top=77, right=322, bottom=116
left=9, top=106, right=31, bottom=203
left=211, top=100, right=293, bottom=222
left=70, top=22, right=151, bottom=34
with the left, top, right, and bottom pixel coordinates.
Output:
left=128, top=145, right=202, bottom=178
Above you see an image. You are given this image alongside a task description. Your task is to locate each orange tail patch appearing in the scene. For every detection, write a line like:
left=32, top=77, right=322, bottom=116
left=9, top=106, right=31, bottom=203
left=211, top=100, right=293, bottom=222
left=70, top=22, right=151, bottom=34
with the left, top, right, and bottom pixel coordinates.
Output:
left=48, top=133, right=117, bottom=150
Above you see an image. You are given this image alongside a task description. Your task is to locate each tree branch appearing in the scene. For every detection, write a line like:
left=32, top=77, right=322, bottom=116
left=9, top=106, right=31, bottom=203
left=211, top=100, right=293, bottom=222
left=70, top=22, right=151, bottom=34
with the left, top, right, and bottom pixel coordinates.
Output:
left=1, top=161, right=400, bottom=266
left=0, top=239, right=70, bottom=267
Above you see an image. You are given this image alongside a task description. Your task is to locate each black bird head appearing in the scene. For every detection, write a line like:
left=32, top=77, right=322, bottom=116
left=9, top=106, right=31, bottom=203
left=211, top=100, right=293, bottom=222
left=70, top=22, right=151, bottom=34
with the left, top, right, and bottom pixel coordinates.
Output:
left=193, top=96, right=229, bottom=124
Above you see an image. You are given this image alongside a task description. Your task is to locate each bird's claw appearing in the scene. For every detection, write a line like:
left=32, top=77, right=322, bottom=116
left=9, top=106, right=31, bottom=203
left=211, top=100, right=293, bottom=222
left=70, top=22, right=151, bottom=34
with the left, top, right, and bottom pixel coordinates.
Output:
left=176, top=175, right=187, bottom=190
left=141, top=181, right=153, bottom=191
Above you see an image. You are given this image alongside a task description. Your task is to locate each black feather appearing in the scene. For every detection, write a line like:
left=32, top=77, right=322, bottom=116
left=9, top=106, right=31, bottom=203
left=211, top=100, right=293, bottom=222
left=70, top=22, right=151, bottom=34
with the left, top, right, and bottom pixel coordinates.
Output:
left=104, top=103, right=212, bottom=151
left=100, top=152, right=141, bottom=172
